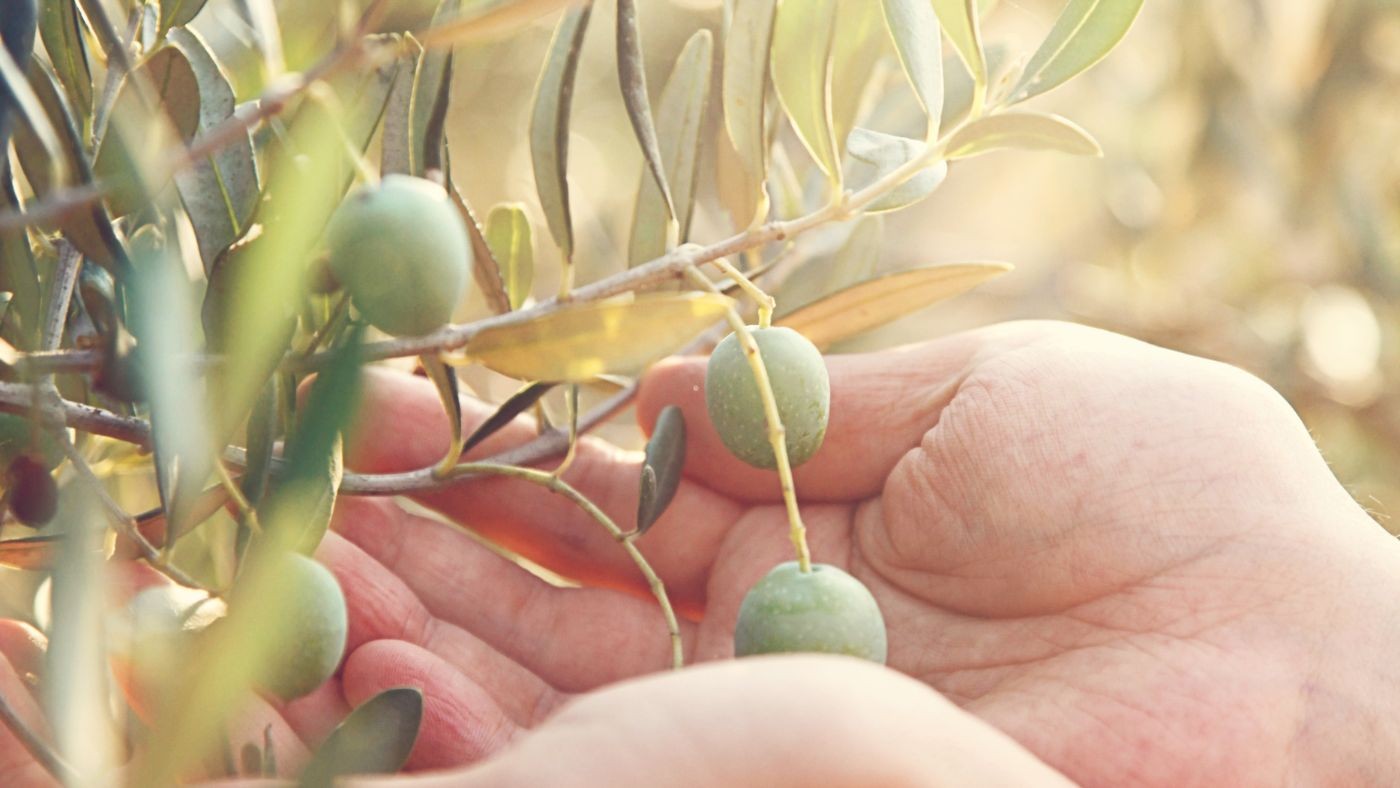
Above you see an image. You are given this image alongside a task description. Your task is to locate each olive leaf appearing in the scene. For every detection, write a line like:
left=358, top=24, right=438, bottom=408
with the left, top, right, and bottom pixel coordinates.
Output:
left=93, top=46, right=202, bottom=217
left=167, top=28, right=260, bottom=272
left=720, top=0, right=776, bottom=228
left=771, top=0, right=840, bottom=183
left=880, top=0, right=942, bottom=139
left=0, top=4, right=47, bottom=173
left=157, top=0, right=210, bottom=37
left=1011, top=0, right=1145, bottom=103
left=829, top=0, right=886, bottom=160
left=637, top=404, right=685, bottom=535
left=484, top=203, right=533, bottom=310
left=462, top=380, right=555, bottom=454
left=775, top=214, right=882, bottom=314
left=931, top=0, right=985, bottom=89
left=237, top=377, right=278, bottom=559
left=945, top=111, right=1102, bottom=159
left=421, top=354, right=464, bottom=473
left=467, top=293, right=733, bottom=382
left=297, top=687, right=423, bottom=788
left=11, top=59, right=117, bottom=265
left=448, top=180, right=512, bottom=314
left=628, top=29, right=712, bottom=267
left=529, top=4, right=591, bottom=261
left=382, top=0, right=457, bottom=177
left=38, top=0, right=92, bottom=121
left=616, top=0, right=676, bottom=228
left=845, top=127, right=948, bottom=213
left=0, top=160, right=41, bottom=349
left=416, top=0, right=578, bottom=48
left=941, top=42, right=1007, bottom=128
left=777, top=262, right=1013, bottom=350
left=0, top=534, right=62, bottom=570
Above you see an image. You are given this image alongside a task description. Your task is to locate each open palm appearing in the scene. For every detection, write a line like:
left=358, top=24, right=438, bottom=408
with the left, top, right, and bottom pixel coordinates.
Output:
left=313, top=320, right=1400, bottom=785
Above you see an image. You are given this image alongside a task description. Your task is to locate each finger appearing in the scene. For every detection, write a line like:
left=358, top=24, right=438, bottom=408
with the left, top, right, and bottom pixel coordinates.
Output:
left=636, top=329, right=996, bottom=503
left=342, top=368, right=743, bottom=602
left=314, top=530, right=557, bottom=725
left=276, top=680, right=350, bottom=752
left=342, top=640, right=519, bottom=771
left=333, top=497, right=694, bottom=688
left=218, top=695, right=311, bottom=779
left=423, top=656, right=1074, bottom=787
left=0, top=651, right=58, bottom=787
left=0, top=621, right=45, bottom=680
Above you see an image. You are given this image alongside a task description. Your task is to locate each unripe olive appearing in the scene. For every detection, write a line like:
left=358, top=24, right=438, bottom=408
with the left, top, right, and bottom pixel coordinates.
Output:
left=5, top=456, right=57, bottom=526
left=705, top=327, right=830, bottom=469
left=325, top=174, right=471, bottom=336
left=734, top=561, right=887, bottom=663
left=255, top=552, right=348, bottom=701
left=110, top=585, right=227, bottom=717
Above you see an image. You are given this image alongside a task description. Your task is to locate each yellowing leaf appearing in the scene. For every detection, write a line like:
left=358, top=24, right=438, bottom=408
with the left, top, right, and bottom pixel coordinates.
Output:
left=945, top=111, right=1102, bottom=159
left=468, top=293, right=733, bottom=382
left=771, top=0, right=840, bottom=183
left=484, top=202, right=533, bottom=309
left=1012, top=0, right=1144, bottom=102
left=417, top=0, right=580, bottom=48
left=0, top=535, right=61, bottom=570
left=629, top=29, right=712, bottom=267
left=777, top=262, right=1012, bottom=350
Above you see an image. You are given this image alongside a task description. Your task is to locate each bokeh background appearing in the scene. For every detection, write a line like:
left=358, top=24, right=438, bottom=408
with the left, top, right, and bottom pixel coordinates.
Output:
left=201, top=0, right=1399, bottom=523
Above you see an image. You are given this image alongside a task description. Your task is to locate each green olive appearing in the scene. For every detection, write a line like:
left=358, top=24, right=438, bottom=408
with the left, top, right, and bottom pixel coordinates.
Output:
left=5, top=456, right=57, bottom=526
left=255, top=552, right=349, bottom=701
left=111, top=585, right=227, bottom=715
left=705, top=327, right=830, bottom=469
left=734, top=561, right=887, bottom=663
left=325, top=174, right=471, bottom=336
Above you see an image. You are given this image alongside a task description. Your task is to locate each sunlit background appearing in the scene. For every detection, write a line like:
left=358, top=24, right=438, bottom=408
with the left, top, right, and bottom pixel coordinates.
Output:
left=115, top=0, right=1400, bottom=531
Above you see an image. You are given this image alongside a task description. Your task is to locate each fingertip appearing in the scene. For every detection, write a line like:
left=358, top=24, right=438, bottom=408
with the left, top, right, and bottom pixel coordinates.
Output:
left=0, top=621, right=44, bottom=681
left=637, top=357, right=706, bottom=435
left=343, top=640, right=519, bottom=771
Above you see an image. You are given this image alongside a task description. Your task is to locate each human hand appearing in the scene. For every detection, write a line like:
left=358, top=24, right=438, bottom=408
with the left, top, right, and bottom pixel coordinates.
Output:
left=320, top=320, right=1400, bottom=785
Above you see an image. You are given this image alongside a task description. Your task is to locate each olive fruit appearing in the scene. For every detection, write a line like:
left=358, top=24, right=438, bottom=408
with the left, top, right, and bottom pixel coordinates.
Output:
left=705, top=327, right=830, bottom=469
left=255, top=552, right=349, bottom=701
left=324, top=174, right=471, bottom=336
left=110, top=585, right=227, bottom=718
left=5, top=456, right=57, bottom=526
left=734, top=561, right=887, bottom=663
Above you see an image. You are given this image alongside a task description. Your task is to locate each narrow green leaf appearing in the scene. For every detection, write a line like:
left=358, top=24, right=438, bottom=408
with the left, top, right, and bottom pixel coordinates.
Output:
left=462, top=381, right=556, bottom=454
left=529, top=5, right=591, bottom=261
left=778, top=262, right=1012, bottom=350
left=448, top=180, right=512, bottom=314
left=829, top=0, right=886, bottom=158
left=616, top=0, right=675, bottom=227
left=167, top=28, right=260, bottom=272
left=1, top=8, right=62, bottom=189
left=484, top=203, right=533, bottom=310
left=241, top=377, right=278, bottom=508
left=0, top=159, right=42, bottom=350
left=628, top=29, right=712, bottom=267
left=38, top=0, right=91, bottom=121
left=945, top=111, right=1102, bottom=159
left=383, top=0, right=458, bottom=177
left=721, top=0, right=776, bottom=227
left=1012, top=0, right=1144, bottom=102
left=93, top=46, right=202, bottom=216
left=421, top=353, right=464, bottom=473
left=931, top=0, right=985, bottom=90
left=845, top=127, right=947, bottom=212
left=771, top=0, right=840, bottom=182
left=158, top=0, right=210, bottom=37
left=881, top=0, right=942, bottom=139
left=11, top=59, right=116, bottom=265
left=637, top=404, right=685, bottom=535
left=298, top=688, right=423, bottom=787
left=468, top=293, right=733, bottom=382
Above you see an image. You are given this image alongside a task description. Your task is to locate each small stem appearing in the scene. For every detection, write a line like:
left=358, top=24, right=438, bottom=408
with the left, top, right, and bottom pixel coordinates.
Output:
left=213, top=458, right=261, bottom=533
left=40, top=242, right=82, bottom=354
left=710, top=257, right=774, bottom=329
left=551, top=384, right=580, bottom=478
left=442, top=462, right=683, bottom=670
left=0, top=694, right=79, bottom=786
left=684, top=267, right=811, bottom=572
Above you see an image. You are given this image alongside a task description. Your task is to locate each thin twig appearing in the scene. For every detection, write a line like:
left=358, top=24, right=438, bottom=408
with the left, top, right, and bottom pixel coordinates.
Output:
left=40, top=243, right=82, bottom=353
left=0, top=694, right=79, bottom=786
left=444, top=461, right=683, bottom=670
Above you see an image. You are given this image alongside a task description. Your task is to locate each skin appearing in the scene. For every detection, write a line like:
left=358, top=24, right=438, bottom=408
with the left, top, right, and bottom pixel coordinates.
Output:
left=1, top=320, right=1397, bottom=785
